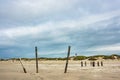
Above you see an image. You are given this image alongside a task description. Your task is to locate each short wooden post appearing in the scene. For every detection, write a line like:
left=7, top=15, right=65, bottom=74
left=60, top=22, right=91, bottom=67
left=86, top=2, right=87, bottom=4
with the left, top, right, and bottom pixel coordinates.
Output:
left=93, top=61, right=95, bottom=67
left=101, top=61, right=103, bottom=66
left=35, top=46, right=38, bottom=73
left=19, top=58, right=27, bottom=73
left=97, top=61, right=100, bottom=67
left=85, top=61, right=87, bottom=66
left=64, top=46, right=71, bottom=73
left=90, top=61, right=92, bottom=66
left=81, top=61, right=83, bottom=67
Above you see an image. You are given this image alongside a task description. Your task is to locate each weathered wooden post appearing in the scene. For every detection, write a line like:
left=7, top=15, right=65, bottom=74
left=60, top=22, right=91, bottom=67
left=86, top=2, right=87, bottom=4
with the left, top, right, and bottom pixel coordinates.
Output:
left=101, top=61, right=103, bottom=66
left=93, top=61, right=95, bottom=67
left=97, top=61, right=100, bottom=67
left=19, top=58, right=27, bottom=73
left=64, top=46, right=71, bottom=73
left=81, top=61, right=83, bottom=67
left=90, top=61, right=92, bottom=66
left=35, top=46, right=38, bottom=73
left=85, top=61, right=87, bottom=66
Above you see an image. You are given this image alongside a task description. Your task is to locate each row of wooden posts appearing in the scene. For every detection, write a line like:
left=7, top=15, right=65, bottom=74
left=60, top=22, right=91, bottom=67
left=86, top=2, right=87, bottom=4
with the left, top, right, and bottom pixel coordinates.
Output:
left=80, top=61, right=103, bottom=67
left=19, top=46, right=103, bottom=73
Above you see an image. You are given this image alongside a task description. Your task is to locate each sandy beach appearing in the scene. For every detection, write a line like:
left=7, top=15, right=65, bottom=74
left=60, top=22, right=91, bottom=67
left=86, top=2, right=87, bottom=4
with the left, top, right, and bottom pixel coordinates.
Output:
left=0, top=60, right=120, bottom=80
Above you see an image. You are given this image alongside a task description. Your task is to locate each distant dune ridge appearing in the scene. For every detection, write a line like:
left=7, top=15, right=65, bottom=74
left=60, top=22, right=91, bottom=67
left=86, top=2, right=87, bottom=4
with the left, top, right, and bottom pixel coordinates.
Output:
left=1, top=54, right=119, bottom=61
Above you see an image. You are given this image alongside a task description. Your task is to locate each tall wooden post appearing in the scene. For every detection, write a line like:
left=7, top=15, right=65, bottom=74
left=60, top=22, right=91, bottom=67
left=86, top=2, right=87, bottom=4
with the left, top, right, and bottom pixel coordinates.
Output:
left=35, top=46, right=38, bottom=73
left=64, top=46, right=71, bottom=73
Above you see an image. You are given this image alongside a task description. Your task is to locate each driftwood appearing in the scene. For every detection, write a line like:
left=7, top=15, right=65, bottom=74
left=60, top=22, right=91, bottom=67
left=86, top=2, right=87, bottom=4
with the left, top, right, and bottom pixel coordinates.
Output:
left=19, top=58, right=27, bottom=73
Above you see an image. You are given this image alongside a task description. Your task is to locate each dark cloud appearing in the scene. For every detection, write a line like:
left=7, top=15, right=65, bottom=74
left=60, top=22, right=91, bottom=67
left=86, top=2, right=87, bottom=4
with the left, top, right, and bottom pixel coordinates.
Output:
left=0, top=0, right=120, bottom=58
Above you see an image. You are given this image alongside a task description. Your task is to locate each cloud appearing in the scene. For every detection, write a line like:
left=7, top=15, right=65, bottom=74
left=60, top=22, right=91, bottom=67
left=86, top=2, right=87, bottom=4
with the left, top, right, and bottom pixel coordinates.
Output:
left=0, top=0, right=79, bottom=27
left=0, top=0, right=120, bottom=58
left=0, top=10, right=120, bottom=46
left=86, top=43, right=120, bottom=55
left=1, top=0, right=120, bottom=27
left=94, top=45, right=120, bottom=51
left=1, top=10, right=120, bottom=38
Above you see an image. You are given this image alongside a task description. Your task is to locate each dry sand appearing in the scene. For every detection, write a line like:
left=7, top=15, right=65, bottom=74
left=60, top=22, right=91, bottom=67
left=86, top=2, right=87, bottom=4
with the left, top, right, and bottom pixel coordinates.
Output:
left=0, top=60, right=120, bottom=80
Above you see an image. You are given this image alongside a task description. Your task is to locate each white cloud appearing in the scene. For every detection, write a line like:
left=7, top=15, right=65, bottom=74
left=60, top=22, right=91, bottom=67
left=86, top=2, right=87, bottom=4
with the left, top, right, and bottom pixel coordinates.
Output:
left=0, top=9, right=120, bottom=51
left=88, top=43, right=120, bottom=51
left=0, top=0, right=78, bottom=20
left=0, top=10, right=120, bottom=39
left=78, top=10, right=120, bottom=28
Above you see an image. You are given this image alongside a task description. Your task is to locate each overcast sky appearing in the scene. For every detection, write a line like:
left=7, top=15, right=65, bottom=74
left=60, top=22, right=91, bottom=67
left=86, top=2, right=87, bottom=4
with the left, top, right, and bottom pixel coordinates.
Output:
left=0, top=0, right=120, bottom=58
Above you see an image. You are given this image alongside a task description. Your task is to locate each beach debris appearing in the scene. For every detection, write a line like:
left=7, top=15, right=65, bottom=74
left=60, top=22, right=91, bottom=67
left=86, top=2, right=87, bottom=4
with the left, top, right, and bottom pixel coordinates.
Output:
left=19, top=58, right=27, bottom=73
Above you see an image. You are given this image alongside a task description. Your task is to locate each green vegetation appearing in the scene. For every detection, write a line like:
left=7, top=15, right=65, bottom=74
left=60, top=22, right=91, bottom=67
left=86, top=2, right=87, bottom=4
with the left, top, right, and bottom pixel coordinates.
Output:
left=0, top=57, right=67, bottom=61
left=0, top=59, right=5, bottom=61
left=74, top=56, right=87, bottom=60
left=38, top=57, right=66, bottom=60
left=1, top=54, right=120, bottom=61
left=103, top=54, right=120, bottom=59
left=88, top=56, right=97, bottom=61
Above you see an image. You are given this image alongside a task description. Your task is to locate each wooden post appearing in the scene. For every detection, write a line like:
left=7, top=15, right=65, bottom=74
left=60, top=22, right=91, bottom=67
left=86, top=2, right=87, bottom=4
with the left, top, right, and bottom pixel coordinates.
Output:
left=93, top=61, right=95, bottom=67
left=97, top=61, right=100, bottom=67
left=101, top=61, right=103, bottom=66
left=64, top=46, right=71, bottom=73
left=85, top=61, right=87, bottom=66
left=19, top=58, right=27, bottom=73
left=90, top=61, right=92, bottom=66
left=35, top=46, right=38, bottom=73
left=81, top=61, right=83, bottom=67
